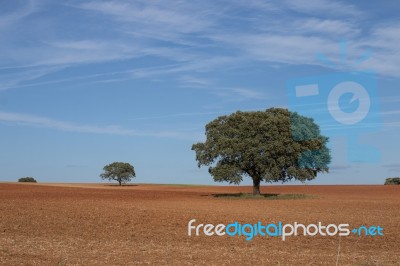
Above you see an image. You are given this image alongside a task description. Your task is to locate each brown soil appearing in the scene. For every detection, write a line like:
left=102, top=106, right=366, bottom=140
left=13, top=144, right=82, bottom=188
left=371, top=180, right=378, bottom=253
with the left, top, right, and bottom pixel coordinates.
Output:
left=0, top=183, right=399, bottom=265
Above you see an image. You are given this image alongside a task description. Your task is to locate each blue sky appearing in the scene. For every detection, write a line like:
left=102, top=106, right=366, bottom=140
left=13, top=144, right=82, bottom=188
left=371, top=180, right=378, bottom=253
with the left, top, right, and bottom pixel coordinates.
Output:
left=0, top=0, right=399, bottom=185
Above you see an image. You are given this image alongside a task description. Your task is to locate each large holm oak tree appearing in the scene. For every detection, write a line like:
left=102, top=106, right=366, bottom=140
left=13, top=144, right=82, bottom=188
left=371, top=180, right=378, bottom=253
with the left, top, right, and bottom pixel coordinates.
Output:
left=100, top=162, right=136, bottom=186
left=192, top=108, right=331, bottom=195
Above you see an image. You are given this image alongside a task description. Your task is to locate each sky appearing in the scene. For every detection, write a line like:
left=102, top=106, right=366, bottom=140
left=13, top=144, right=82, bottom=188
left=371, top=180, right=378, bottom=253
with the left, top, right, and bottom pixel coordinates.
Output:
left=0, top=0, right=399, bottom=185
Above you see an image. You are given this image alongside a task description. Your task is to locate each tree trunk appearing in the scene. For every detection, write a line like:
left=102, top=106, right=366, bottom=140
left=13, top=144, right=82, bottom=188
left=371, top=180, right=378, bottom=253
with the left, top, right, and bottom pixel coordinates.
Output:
left=253, top=178, right=261, bottom=195
left=118, top=180, right=122, bottom=186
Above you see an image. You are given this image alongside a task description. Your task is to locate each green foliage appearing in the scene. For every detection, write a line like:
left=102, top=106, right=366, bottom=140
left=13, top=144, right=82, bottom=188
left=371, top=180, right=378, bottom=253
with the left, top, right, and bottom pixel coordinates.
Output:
left=100, top=162, right=136, bottom=186
left=18, top=177, right=37, bottom=183
left=192, top=108, right=331, bottom=194
left=384, top=177, right=400, bottom=185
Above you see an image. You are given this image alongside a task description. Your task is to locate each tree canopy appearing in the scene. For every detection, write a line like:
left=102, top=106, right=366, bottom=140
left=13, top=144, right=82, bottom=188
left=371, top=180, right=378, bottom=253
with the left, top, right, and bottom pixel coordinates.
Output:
left=100, top=162, right=136, bottom=186
left=384, top=177, right=400, bottom=185
left=192, top=108, right=331, bottom=195
left=18, top=177, right=37, bottom=183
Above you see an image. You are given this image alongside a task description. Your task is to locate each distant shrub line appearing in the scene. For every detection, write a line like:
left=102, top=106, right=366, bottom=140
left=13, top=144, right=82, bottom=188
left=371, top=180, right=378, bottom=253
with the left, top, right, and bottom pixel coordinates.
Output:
left=18, top=177, right=37, bottom=183
left=384, top=177, right=400, bottom=185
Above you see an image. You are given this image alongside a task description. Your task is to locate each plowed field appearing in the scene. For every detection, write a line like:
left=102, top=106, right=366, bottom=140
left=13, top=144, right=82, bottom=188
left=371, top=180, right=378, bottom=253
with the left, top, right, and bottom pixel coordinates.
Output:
left=0, top=183, right=399, bottom=265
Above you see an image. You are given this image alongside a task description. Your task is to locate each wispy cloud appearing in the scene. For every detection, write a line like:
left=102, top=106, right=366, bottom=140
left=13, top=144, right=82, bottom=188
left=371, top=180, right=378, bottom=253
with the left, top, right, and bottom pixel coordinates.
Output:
left=177, top=74, right=268, bottom=101
left=229, top=0, right=278, bottom=12
left=292, top=18, right=361, bottom=37
left=329, top=164, right=356, bottom=173
left=0, top=111, right=187, bottom=138
left=0, top=0, right=36, bottom=29
left=178, top=76, right=213, bottom=87
left=357, top=23, right=400, bottom=77
left=1, top=0, right=400, bottom=92
left=283, top=0, right=363, bottom=18
left=380, top=110, right=400, bottom=116
left=36, top=40, right=142, bottom=66
left=383, top=164, right=400, bottom=173
left=212, top=87, right=268, bottom=101
left=66, top=164, right=88, bottom=168
left=0, top=66, right=65, bottom=91
left=129, top=110, right=238, bottom=121
left=78, top=1, right=215, bottom=34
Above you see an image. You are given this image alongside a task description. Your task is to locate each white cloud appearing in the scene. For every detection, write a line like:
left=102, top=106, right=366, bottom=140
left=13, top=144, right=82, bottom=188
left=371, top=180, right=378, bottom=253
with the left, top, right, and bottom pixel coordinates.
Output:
left=129, top=111, right=229, bottom=121
left=0, top=111, right=186, bottom=138
left=0, top=0, right=36, bottom=29
left=0, top=66, right=65, bottom=91
left=178, top=76, right=213, bottom=87
left=383, top=163, right=400, bottom=172
left=35, top=40, right=142, bottom=66
left=213, top=87, right=268, bottom=101
left=210, top=33, right=336, bottom=66
left=176, top=73, right=268, bottom=102
left=356, top=24, right=400, bottom=77
left=284, top=0, right=363, bottom=18
left=230, top=0, right=277, bottom=12
left=48, top=40, right=114, bottom=51
left=78, top=1, right=214, bottom=34
left=381, top=110, right=400, bottom=117
left=0, top=0, right=399, bottom=90
left=329, top=164, right=354, bottom=173
left=293, top=18, right=360, bottom=37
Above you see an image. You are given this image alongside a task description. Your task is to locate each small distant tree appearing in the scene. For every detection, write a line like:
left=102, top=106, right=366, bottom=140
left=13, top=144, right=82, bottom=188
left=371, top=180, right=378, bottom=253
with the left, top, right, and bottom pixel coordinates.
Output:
left=18, top=177, right=37, bottom=183
left=384, top=177, right=400, bottom=185
left=100, top=162, right=136, bottom=186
